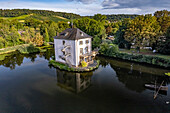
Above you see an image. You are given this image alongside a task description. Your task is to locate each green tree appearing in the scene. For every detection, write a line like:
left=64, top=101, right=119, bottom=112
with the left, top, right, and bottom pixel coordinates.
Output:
left=154, top=10, right=170, bottom=33
left=99, top=42, right=110, bottom=55
left=92, top=36, right=101, bottom=49
left=157, top=26, right=170, bottom=54
left=48, top=24, right=56, bottom=42
left=115, top=18, right=131, bottom=48
left=124, top=15, right=160, bottom=50
left=93, top=14, right=107, bottom=22
left=44, top=27, right=49, bottom=43
left=57, top=21, right=69, bottom=33
left=74, top=17, right=106, bottom=38
left=0, top=37, right=7, bottom=48
left=25, top=18, right=41, bottom=29
left=10, top=26, right=21, bottom=46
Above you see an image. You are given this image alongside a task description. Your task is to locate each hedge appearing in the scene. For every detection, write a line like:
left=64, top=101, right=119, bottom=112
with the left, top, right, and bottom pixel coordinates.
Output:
left=100, top=52, right=170, bottom=68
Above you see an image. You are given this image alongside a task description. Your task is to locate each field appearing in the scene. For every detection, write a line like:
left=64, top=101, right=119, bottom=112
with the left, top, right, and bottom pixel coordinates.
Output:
left=29, top=15, right=69, bottom=22
left=0, top=14, right=31, bottom=20
left=0, top=14, right=69, bottom=23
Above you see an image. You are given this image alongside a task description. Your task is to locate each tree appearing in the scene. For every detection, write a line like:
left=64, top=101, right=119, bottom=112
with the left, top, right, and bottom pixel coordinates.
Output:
left=92, top=36, right=101, bottom=49
left=99, top=42, right=110, bottom=55
left=44, top=28, right=49, bottom=43
left=48, top=24, right=56, bottom=42
left=154, top=10, right=170, bottom=33
left=57, top=21, right=69, bottom=33
left=25, top=18, right=41, bottom=29
left=21, top=28, right=31, bottom=44
left=93, top=14, right=107, bottom=22
left=157, top=26, right=170, bottom=54
left=115, top=18, right=131, bottom=48
left=10, top=26, right=21, bottom=46
left=74, top=17, right=106, bottom=38
left=40, top=23, right=48, bottom=35
left=0, top=37, right=7, bottom=48
left=32, top=33, right=43, bottom=46
left=124, top=15, right=161, bottom=50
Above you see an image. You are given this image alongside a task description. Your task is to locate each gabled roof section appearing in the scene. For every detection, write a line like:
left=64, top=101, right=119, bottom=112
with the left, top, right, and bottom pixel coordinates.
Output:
left=53, top=28, right=92, bottom=40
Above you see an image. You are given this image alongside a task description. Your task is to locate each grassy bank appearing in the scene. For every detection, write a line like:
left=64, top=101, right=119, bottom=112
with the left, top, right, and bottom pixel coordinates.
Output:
left=49, top=60, right=100, bottom=72
left=99, top=43, right=170, bottom=68
left=0, top=44, right=30, bottom=55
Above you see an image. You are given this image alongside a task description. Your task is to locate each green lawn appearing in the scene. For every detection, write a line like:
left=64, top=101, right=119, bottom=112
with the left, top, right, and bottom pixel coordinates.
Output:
left=0, top=14, right=68, bottom=23
left=0, top=14, right=31, bottom=20
left=29, top=15, right=69, bottom=23
left=120, top=49, right=170, bottom=59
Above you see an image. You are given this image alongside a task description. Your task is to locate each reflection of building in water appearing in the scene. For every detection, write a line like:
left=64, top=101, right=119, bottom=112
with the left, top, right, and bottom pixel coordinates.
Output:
left=56, top=69, right=93, bottom=93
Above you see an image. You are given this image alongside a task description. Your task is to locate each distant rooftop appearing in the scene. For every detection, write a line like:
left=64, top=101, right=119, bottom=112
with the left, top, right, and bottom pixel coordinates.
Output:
left=53, top=28, right=92, bottom=40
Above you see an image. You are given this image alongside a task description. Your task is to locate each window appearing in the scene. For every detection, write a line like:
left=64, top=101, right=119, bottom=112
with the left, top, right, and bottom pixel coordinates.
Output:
left=63, top=41, right=65, bottom=45
left=80, top=32, right=84, bottom=36
left=85, top=47, right=88, bottom=53
left=79, top=41, right=83, bottom=45
left=85, top=40, right=89, bottom=44
left=80, top=48, right=83, bottom=55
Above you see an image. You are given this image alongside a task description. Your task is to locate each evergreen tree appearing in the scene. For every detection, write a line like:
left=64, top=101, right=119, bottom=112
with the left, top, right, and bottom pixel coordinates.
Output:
left=48, top=25, right=56, bottom=42
left=44, top=28, right=49, bottom=42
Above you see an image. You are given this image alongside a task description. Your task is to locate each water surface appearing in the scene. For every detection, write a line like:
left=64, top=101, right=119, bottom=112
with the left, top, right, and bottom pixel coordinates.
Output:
left=0, top=50, right=170, bottom=113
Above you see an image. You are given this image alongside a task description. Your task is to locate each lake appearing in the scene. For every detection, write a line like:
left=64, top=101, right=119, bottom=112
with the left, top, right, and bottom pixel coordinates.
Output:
left=0, top=49, right=170, bottom=113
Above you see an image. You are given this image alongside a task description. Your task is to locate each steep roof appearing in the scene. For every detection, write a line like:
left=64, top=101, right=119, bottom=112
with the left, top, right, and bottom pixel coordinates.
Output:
left=53, top=28, right=92, bottom=40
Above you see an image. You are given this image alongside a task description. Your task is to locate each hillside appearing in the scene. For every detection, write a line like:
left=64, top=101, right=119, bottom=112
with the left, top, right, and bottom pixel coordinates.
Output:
left=29, top=14, right=69, bottom=23
left=0, top=14, right=31, bottom=20
left=0, top=9, right=81, bottom=19
left=105, top=14, right=138, bottom=22
left=86, top=14, right=138, bottom=22
left=0, top=13, right=69, bottom=23
left=0, top=9, right=140, bottom=22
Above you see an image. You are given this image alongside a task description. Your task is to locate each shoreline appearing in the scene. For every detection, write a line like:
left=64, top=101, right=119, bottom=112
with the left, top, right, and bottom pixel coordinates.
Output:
left=99, top=52, right=170, bottom=69
left=49, top=60, right=100, bottom=72
left=0, top=44, right=52, bottom=61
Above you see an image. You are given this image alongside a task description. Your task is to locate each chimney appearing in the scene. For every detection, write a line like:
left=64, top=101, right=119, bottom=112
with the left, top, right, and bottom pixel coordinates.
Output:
left=57, top=32, right=59, bottom=36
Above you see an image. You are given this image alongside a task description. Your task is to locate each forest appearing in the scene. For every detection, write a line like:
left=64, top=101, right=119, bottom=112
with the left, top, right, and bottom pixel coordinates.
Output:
left=86, top=14, right=138, bottom=22
left=0, top=9, right=169, bottom=55
left=0, top=9, right=81, bottom=19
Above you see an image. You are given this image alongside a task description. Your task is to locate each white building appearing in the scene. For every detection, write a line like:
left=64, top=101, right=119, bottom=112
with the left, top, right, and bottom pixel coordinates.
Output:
left=54, top=28, right=96, bottom=67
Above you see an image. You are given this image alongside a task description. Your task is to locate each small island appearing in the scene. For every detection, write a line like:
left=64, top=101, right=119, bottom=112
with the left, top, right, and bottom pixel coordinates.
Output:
left=49, top=28, right=99, bottom=72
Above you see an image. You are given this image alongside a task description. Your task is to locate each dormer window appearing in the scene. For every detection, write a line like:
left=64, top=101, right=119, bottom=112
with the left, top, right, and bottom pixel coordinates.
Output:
left=64, top=32, right=68, bottom=36
left=80, top=32, right=84, bottom=36
left=61, top=32, right=68, bottom=36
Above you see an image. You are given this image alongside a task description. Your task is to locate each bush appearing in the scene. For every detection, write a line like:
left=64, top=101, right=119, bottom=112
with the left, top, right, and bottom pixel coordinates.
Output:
left=165, top=72, right=170, bottom=76
left=99, top=43, right=119, bottom=55
left=17, top=44, right=40, bottom=54
left=81, top=61, right=88, bottom=67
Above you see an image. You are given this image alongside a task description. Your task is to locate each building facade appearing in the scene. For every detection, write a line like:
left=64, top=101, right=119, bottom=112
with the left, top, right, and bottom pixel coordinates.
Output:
left=54, top=28, right=95, bottom=67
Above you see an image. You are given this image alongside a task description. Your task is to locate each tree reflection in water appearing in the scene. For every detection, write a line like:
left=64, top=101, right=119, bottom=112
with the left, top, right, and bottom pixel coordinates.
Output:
left=98, top=56, right=170, bottom=93
left=56, top=69, right=93, bottom=93
left=0, top=48, right=55, bottom=70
